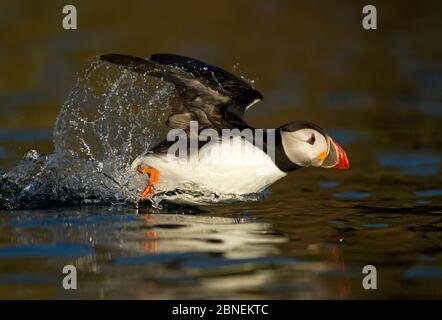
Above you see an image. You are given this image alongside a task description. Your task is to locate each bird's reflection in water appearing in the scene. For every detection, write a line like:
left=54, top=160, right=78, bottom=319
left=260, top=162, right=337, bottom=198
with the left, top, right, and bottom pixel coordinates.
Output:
left=109, top=205, right=351, bottom=299
left=135, top=205, right=287, bottom=258
left=105, top=205, right=291, bottom=299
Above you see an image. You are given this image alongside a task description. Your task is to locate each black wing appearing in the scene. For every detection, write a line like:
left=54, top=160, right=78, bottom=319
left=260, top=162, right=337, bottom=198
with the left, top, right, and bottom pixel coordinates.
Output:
left=99, top=53, right=263, bottom=131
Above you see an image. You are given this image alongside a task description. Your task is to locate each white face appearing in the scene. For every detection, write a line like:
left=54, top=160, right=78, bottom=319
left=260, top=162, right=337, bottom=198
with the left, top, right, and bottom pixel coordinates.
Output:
left=281, top=128, right=329, bottom=167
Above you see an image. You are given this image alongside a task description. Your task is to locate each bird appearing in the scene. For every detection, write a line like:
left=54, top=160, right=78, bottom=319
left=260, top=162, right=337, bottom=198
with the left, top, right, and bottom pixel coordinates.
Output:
left=99, top=53, right=350, bottom=203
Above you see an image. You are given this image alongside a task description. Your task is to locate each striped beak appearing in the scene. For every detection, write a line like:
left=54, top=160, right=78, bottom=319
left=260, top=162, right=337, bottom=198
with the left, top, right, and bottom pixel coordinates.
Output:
left=321, top=137, right=350, bottom=170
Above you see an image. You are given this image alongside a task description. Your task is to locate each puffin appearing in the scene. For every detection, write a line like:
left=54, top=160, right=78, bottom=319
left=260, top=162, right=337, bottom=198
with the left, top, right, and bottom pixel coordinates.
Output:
left=99, top=53, right=350, bottom=203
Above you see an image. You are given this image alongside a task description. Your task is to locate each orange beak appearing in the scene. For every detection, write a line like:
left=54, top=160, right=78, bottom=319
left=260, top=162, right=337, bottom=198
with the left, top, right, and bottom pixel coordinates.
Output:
left=321, top=137, right=350, bottom=170
left=331, top=140, right=350, bottom=170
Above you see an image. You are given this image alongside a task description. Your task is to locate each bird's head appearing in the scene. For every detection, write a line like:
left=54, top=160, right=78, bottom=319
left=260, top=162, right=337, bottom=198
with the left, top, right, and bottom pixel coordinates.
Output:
left=280, top=121, right=350, bottom=170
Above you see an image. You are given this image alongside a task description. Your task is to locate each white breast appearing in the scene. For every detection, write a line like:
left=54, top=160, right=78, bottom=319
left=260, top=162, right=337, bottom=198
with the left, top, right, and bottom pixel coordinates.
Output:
left=132, top=136, right=286, bottom=195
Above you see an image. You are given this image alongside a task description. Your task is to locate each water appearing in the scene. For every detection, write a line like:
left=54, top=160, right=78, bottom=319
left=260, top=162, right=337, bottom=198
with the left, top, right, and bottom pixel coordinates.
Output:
left=1, top=0, right=442, bottom=299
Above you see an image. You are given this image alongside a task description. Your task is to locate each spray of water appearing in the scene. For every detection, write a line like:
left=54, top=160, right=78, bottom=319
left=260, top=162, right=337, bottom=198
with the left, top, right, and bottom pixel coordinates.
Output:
left=1, top=59, right=174, bottom=209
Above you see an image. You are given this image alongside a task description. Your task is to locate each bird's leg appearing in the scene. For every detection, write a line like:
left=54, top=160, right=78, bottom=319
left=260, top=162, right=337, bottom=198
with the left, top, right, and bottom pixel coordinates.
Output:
left=137, top=165, right=160, bottom=200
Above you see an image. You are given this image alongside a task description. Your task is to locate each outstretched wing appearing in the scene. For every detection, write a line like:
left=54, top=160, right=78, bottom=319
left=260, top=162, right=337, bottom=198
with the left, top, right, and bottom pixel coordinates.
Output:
left=99, top=53, right=263, bottom=131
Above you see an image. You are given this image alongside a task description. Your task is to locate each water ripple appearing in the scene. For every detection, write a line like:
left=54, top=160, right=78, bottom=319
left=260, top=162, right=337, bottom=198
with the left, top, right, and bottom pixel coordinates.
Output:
left=0, top=244, right=94, bottom=258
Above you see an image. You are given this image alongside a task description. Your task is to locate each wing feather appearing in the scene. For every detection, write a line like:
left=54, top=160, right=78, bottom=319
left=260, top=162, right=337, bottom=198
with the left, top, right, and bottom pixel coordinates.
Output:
left=99, top=53, right=263, bottom=131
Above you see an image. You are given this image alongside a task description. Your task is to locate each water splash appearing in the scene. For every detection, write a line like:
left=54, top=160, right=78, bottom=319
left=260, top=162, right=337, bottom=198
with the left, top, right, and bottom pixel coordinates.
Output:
left=1, top=59, right=174, bottom=209
left=153, top=188, right=268, bottom=207
left=54, top=59, right=173, bottom=164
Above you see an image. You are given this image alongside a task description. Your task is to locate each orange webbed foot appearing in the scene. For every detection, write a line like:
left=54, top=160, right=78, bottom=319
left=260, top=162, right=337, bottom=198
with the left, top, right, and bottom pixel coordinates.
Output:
left=137, top=165, right=160, bottom=201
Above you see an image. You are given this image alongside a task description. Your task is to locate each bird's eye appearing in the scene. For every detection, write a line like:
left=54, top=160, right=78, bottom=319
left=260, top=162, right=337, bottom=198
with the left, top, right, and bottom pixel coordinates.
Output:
left=307, top=133, right=316, bottom=145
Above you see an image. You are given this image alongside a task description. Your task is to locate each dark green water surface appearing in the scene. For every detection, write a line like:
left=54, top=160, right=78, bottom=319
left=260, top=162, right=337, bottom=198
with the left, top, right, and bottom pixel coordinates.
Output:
left=0, top=1, right=441, bottom=298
